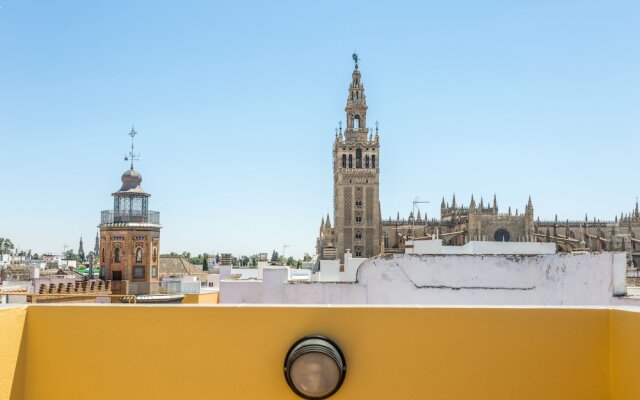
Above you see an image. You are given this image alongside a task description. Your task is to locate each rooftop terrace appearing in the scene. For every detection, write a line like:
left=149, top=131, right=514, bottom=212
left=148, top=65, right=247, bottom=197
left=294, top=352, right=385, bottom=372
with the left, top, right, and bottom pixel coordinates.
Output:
left=2, top=305, right=640, bottom=399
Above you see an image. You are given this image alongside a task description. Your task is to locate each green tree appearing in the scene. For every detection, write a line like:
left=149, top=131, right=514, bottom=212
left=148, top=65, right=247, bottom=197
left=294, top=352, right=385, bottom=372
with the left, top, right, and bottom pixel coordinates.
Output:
left=286, top=256, right=295, bottom=266
left=270, top=250, right=279, bottom=263
left=202, top=253, right=209, bottom=272
left=32, top=253, right=41, bottom=260
left=215, top=253, right=220, bottom=264
left=231, top=257, right=239, bottom=266
left=240, top=255, right=250, bottom=267
left=0, top=238, right=15, bottom=255
left=64, top=249, right=78, bottom=260
left=190, top=253, right=205, bottom=265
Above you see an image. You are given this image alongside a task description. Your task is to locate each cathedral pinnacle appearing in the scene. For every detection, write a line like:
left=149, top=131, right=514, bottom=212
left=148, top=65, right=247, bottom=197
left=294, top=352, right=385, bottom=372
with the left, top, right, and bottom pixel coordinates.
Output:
left=78, top=236, right=85, bottom=262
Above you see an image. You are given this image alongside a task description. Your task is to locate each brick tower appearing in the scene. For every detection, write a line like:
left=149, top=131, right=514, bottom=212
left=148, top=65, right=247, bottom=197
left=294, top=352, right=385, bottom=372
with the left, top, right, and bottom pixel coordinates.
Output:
left=98, top=127, right=161, bottom=295
left=331, top=54, right=381, bottom=262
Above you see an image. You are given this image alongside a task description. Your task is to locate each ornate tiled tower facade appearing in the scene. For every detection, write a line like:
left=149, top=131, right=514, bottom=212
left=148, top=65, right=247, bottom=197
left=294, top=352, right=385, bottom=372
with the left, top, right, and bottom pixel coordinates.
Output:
left=327, top=60, right=382, bottom=262
left=98, top=129, right=161, bottom=295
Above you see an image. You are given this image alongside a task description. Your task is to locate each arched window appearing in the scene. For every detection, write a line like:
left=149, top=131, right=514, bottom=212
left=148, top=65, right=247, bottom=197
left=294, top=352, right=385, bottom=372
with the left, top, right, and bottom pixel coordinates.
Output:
left=153, top=247, right=158, bottom=262
left=135, top=247, right=143, bottom=264
left=342, top=154, right=347, bottom=168
left=114, top=247, right=121, bottom=263
left=348, top=155, right=353, bottom=168
left=101, top=248, right=105, bottom=263
left=355, top=148, right=362, bottom=168
left=365, top=155, right=370, bottom=168
left=372, top=155, right=376, bottom=168
left=354, top=115, right=360, bottom=129
left=383, top=233, right=389, bottom=249
left=355, top=230, right=362, bottom=242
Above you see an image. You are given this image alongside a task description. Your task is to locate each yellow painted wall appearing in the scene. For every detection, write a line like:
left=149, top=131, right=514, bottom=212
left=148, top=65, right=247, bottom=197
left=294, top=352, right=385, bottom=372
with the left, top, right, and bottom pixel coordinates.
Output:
left=0, top=306, right=26, bottom=400
left=610, top=309, right=640, bottom=400
left=11, top=306, right=640, bottom=399
left=182, top=292, right=219, bottom=304
left=18, top=306, right=612, bottom=400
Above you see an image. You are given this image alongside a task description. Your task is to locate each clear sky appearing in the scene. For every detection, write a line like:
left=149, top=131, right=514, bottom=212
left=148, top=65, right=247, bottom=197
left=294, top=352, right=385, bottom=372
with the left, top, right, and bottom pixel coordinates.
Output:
left=0, top=1, right=638, bottom=258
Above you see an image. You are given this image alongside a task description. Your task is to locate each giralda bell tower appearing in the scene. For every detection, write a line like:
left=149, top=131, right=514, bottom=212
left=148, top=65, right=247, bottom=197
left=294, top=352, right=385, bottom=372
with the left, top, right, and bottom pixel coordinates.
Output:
left=333, top=54, right=381, bottom=262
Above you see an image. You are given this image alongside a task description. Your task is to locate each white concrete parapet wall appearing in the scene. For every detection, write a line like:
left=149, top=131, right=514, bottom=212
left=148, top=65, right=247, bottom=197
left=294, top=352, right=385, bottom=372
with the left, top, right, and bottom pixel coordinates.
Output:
left=344, top=256, right=367, bottom=282
left=318, top=260, right=341, bottom=282
left=220, top=252, right=627, bottom=305
left=407, top=239, right=557, bottom=255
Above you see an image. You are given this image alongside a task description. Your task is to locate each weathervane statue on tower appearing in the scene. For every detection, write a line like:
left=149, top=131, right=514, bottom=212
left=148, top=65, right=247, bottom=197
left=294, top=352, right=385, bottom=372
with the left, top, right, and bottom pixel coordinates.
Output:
left=352, top=52, right=359, bottom=70
left=124, top=125, right=140, bottom=170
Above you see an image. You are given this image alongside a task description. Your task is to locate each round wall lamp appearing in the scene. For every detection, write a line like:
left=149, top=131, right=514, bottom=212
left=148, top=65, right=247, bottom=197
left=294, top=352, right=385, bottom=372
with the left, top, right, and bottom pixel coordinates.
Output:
left=284, top=335, right=347, bottom=399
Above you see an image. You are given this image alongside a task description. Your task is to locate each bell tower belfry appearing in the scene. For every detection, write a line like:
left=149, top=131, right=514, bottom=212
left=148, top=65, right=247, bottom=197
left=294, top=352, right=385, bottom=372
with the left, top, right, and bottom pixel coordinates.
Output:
left=331, top=54, right=381, bottom=262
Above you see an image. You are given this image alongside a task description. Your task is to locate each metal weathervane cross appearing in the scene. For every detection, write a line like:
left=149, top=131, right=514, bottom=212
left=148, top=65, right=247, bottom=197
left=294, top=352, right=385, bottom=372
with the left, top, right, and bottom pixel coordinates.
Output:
left=352, top=52, right=359, bottom=70
left=124, top=125, right=140, bottom=170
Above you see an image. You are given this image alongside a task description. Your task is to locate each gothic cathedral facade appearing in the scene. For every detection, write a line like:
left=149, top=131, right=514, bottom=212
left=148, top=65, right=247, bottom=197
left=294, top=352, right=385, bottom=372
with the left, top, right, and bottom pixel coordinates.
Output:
left=317, top=58, right=640, bottom=271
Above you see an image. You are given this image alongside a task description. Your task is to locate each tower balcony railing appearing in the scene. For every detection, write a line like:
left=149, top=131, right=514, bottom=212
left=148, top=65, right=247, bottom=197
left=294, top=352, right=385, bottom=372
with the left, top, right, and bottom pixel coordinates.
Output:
left=345, top=127, right=368, bottom=133
left=101, top=210, right=160, bottom=224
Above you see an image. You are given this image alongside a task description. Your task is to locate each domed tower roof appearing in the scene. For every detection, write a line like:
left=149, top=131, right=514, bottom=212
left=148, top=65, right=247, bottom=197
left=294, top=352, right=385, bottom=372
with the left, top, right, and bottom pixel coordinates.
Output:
left=113, top=168, right=149, bottom=195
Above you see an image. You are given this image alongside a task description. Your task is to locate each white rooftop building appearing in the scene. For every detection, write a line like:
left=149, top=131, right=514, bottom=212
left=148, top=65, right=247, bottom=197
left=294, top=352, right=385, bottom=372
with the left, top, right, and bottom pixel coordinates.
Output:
left=220, top=243, right=628, bottom=306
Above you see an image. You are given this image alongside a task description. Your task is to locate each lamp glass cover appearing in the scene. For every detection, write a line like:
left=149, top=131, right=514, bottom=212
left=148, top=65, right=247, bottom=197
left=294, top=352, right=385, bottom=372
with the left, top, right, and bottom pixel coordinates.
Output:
left=289, top=352, right=341, bottom=398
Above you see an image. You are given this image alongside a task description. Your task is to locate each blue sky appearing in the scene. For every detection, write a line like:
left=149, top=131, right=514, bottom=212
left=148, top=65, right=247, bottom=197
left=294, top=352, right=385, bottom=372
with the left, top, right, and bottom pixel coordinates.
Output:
left=0, top=1, right=638, bottom=258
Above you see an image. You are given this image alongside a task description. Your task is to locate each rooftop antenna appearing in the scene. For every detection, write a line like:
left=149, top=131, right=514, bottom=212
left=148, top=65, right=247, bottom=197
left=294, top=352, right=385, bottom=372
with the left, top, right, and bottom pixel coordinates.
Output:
left=124, top=125, right=140, bottom=170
